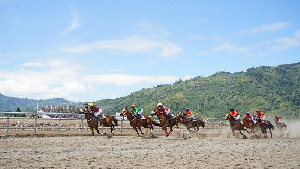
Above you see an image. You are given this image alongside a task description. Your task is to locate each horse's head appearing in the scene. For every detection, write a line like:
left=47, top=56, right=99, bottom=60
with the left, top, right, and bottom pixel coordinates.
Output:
left=120, top=107, right=129, bottom=116
left=178, top=112, right=184, bottom=118
left=151, top=107, right=158, bottom=116
left=79, top=107, right=89, bottom=114
left=225, top=113, right=233, bottom=120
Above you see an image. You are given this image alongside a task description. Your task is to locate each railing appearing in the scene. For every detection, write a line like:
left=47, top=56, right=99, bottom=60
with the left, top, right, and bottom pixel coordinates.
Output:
left=0, top=112, right=228, bottom=136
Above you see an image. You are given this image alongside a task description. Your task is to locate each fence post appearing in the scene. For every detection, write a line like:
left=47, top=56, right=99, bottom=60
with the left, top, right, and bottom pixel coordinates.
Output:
left=34, top=115, right=37, bottom=135
left=81, top=118, right=84, bottom=135
left=58, top=117, right=61, bottom=135
left=120, top=118, right=124, bottom=134
left=6, top=115, right=9, bottom=136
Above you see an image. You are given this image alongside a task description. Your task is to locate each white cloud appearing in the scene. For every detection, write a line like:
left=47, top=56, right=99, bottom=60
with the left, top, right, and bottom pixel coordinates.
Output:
left=183, top=75, right=192, bottom=81
left=213, top=42, right=253, bottom=55
left=62, top=9, right=79, bottom=35
left=271, top=30, right=300, bottom=50
left=21, top=62, right=44, bottom=67
left=238, top=22, right=290, bottom=34
left=60, top=36, right=182, bottom=58
left=0, top=58, right=179, bottom=101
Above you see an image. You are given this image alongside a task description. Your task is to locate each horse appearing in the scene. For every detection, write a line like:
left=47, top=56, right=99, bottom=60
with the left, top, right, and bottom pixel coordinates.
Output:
left=120, top=107, right=153, bottom=137
left=151, top=106, right=178, bottom=137
left=191, top=118, right=205, bottom=131
left=81, top=108, right=118, bottom=136
left=177, top=112, right=205, bottom=132
left=274, top=118, right=287, bottom=131
left=259, top=120, right=274, bottom=138
left=82, top=112, right=100, bottom=136
left=251, top=115, right=274, bottom=138
left=242, top=116, right=256, bottom=133
left=225, top=113, right=250, bottom=138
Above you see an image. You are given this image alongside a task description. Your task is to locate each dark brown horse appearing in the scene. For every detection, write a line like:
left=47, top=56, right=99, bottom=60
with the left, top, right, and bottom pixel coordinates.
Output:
left=178, top=112, right=205, bottom=132
left=120, top=107, right=153, bottom=137
left=83, top=112, right=100, bottom=136
left=225, top=113, right=250, bottom=138
left=151, top=106, right=177, bottom=137
left=81, top=108, right=118, bottom=136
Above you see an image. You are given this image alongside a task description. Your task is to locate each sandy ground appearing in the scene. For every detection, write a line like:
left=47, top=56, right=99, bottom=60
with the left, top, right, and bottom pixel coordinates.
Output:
left=1, top=124, right=300, bottom=169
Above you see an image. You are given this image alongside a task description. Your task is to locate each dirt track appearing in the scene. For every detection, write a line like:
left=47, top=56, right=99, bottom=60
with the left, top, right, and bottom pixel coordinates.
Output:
left=1, top=127, right=300, bottom=169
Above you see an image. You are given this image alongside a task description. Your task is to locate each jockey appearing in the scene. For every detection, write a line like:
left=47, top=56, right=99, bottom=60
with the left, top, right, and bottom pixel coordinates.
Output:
left=245, top=112, right=255, bottom=124
left=229, top=109, right=240, bottom=121
left=88, top=103, right=104, bottom=119
left=185, top=108, right=194, bottom=121
left=130, top=104, right=143, bottom=119
left=204, top=116, right=209, bottom=123
left=274, top=114, right=282, bottom=122
left=256, top=109, right=265, bottom=124
left=157, top=103, right=171, bottom=120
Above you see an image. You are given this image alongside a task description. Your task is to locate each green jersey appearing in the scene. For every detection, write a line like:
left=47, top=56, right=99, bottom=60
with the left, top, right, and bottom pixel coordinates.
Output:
left=130, top=107, right=141, bottom=114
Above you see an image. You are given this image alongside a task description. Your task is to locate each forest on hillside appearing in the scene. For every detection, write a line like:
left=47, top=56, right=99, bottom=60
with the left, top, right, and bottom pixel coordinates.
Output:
left=95, top=62, right=300, bottom=119
left=1, top=62, right=299, bottom=119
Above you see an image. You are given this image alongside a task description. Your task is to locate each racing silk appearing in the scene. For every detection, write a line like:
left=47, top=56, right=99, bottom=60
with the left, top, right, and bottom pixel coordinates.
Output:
left=245, top=114, right=252, bottom=119
left=186, top=110, right=192, bottom=117
left=230, top=110, right=239, bottom=117
left=257, top=111, right=265, bottom=119
left=91, top=106, right=99, bottom=113
left=91, top=106, right=103, bottom=117
left=161, top=106, right=170, bottom=116
left=275, top=116, right=282, bottom=122
left=130, top=107, right=141, bottom=115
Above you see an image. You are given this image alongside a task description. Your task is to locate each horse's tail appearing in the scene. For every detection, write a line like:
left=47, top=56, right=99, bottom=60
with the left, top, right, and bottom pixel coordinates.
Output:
left=152, top=120, right=161, bottom=127
left=112, top=116, right=118, bottom=126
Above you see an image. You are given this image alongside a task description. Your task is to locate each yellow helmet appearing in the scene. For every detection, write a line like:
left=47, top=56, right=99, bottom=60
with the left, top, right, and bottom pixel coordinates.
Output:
left=131, top=104, right=136, bottom=108
left=88, top=103, right=94, bottom=106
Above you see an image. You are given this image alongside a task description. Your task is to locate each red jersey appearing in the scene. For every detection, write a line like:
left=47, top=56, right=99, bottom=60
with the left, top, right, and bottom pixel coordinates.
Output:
left=230, top=110, right=239, bottom=117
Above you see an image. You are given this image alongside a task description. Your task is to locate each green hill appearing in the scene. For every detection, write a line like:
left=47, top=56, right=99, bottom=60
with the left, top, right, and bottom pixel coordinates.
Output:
left=0, top=94, right=73, bottom=112
left=95, top=62, right=300, bottom=119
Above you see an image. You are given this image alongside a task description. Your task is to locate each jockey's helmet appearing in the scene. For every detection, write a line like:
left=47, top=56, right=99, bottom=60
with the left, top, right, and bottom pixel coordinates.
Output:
left=157, top=103, right=162, bottom=106
left=185, top=108, right=189, bottom=110
left=256, top=109, right=261, bottom=112
left=230, top=108, right=234, bottom=112
left=275, top=114, right=278, bottom=117
left=131, top=104, right=136, bottom=108
left=246, top=112, right=250, bottom=115
left=88, top=103, right=94, bottom=106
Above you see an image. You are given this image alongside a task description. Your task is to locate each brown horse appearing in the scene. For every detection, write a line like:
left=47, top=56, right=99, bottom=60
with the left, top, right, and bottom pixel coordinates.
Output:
left=242, top=116, right=256, bottom=133
left=81, top=108, right=118, bottom=136
left=151, top=106, right=177, bottom=137
left=178, top=112, right=205, bottom=132
left=191, top=118, right=205, bottom=131
left=120, top=107, right=153, bottom=137
left=99, top=114, right=118, bottom=135
left=225, top=113, right=250, bottom=138
left=83, top=112, right=100, bottom=136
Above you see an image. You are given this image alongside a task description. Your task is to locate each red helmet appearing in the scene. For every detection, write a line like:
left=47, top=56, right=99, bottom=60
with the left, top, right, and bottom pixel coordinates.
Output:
left=275, top=114, right=278, bottom=117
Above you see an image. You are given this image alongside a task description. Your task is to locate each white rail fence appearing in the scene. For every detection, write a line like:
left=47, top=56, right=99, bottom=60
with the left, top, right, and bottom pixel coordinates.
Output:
left=0, top=112, right=228, bottom=136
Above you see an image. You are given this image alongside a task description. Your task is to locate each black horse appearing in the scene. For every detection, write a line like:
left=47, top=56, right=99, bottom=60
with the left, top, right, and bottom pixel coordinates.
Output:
left=259, top=120, right=274, bottom=138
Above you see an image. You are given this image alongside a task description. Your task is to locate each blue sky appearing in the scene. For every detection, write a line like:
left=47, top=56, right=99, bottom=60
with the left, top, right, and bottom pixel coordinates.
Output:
left=0, top=0, right=299, bottom=102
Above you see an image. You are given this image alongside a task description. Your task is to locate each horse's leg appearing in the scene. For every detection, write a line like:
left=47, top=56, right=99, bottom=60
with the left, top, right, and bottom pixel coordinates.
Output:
left=269, top=128, right=272, bottom=138
left=232, top=129, right=236, bottom=138
left=133, top=126, right=140, bottom=137
left=90, top=127, right=94, bottom=136
left=138, top=124, right=144, bottom=134
left=110, top=125, right=114, bottom=135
